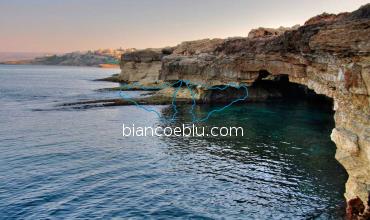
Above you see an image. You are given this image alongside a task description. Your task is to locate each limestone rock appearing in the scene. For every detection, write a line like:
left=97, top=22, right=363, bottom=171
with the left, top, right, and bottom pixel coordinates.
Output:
left=247, top=26, right=299, bottom=39
left=331, top=128, right=359, bottom=156
left=173, top=38, right=224, bottom=55
left=304, top=12, right=349, bottom=25
left=119, top=4, right=370, bottom=215
left=119, top=48, right=173, bottom=82
left=122, top=49, right=163, bottom=63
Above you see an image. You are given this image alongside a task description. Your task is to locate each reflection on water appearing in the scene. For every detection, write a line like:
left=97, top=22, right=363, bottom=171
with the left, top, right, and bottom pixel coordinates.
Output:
left=0, top=65, right=347, bottom=219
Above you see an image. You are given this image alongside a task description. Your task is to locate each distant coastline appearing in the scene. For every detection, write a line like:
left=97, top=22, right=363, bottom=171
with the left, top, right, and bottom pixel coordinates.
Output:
left=0, top=48, right=135, bottom=68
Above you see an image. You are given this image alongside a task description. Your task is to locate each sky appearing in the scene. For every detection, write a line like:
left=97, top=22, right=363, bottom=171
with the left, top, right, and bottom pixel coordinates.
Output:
left=0, top=0, right=368, bottom=53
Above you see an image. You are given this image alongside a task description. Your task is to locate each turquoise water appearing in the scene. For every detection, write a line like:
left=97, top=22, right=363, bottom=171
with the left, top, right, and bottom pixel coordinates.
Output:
left=0, top=65, right=347, bottom=219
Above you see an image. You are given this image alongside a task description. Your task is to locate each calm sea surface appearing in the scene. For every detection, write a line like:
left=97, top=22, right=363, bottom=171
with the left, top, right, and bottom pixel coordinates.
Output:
left=0, top=65, right=348, bottom=219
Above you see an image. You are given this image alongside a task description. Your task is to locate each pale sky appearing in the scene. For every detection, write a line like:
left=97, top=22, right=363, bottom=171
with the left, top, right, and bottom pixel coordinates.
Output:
left=0, top=0, right=368, bottom=53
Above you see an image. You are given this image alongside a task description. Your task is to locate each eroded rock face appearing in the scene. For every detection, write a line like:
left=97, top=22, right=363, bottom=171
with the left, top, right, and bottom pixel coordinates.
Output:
left=118, top=48, right=172, bottom=82
left=118, top=39, right=225, bottom=83
left=159, top=4, right=370, bottom=216
left=119, top=4, right=370, bottom=216
left=248, top=26, right=300, bottom=39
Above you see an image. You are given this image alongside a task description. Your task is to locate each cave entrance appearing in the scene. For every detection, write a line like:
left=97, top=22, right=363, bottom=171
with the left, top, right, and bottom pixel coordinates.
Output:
left=204, top=70, right=333, bottom=112
left=251, top=70, right=333, bottom=109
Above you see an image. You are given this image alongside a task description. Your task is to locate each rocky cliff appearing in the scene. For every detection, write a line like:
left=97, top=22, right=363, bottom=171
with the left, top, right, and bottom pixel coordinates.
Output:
left=118, top=48, right=173, bottom=82
left=120, top=5, right=370, bottom=218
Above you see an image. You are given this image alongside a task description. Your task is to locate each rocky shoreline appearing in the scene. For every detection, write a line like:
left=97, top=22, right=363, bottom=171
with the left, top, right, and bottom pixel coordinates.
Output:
left=96, top=4, right=370, bottom=218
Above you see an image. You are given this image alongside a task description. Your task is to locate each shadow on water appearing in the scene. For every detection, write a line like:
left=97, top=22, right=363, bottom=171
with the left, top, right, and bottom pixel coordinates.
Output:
left=155, top=81, right=348, bottom=219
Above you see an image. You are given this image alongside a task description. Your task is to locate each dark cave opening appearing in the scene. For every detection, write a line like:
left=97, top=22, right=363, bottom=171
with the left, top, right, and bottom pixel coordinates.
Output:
left=254, top=74, right=332, bottom=101
left=204, top=71, right=334, bottom=112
